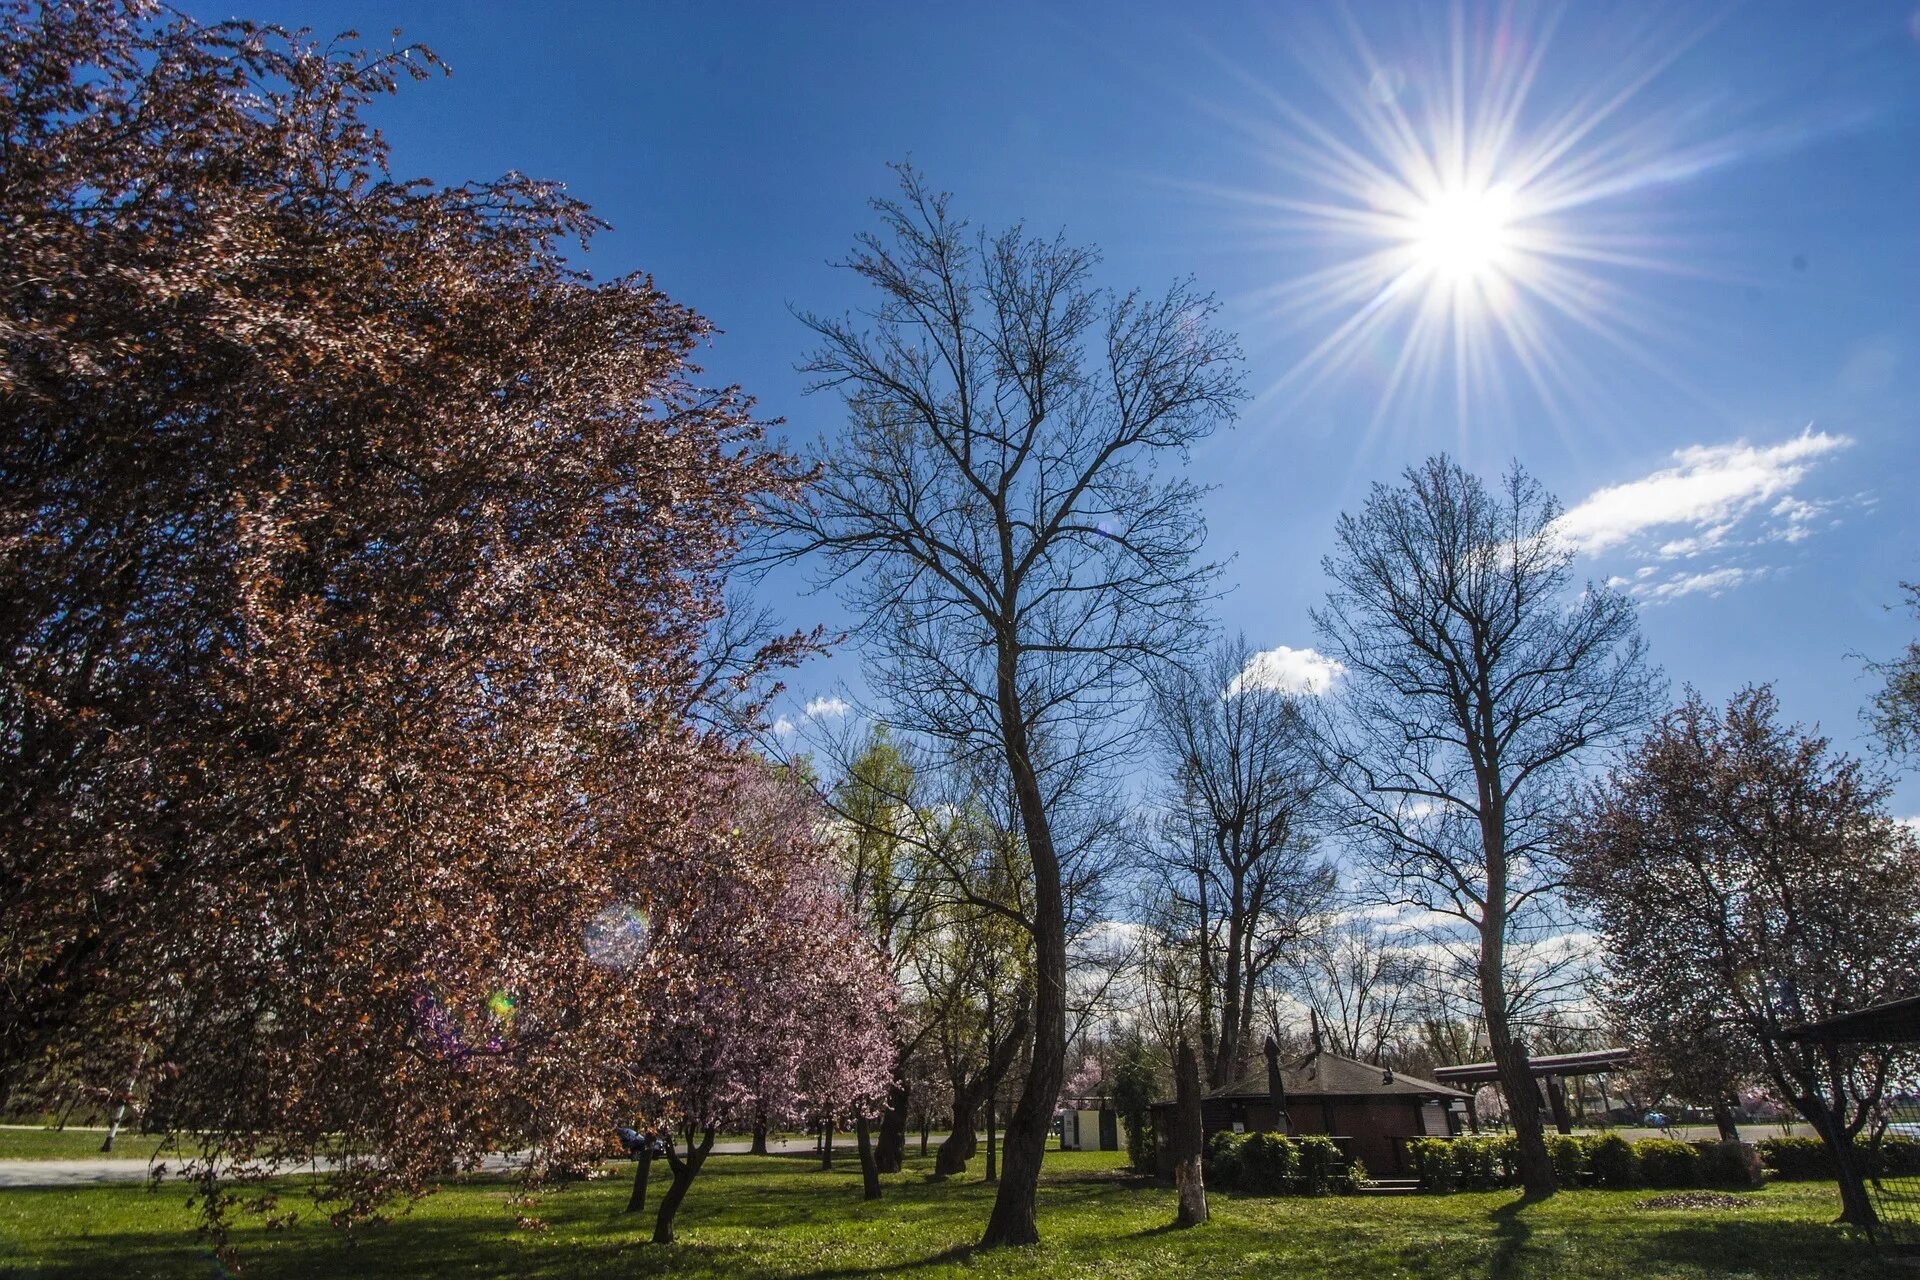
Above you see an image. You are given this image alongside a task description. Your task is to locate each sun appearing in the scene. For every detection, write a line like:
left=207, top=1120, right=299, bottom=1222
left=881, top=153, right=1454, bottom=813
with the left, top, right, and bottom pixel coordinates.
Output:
left=1408, top=183, right=1515, bottom=284
left=1200, top=2, right=1728, bottom=431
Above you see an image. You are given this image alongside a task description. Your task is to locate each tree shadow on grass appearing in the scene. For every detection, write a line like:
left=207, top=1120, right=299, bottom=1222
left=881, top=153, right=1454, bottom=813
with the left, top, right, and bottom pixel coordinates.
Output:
left=1616, top=1216, right=1896, bottom=1280
left=1487, top=1195, right=1535, bottom=1280
left=790, top=1242, right=977, bottom=1279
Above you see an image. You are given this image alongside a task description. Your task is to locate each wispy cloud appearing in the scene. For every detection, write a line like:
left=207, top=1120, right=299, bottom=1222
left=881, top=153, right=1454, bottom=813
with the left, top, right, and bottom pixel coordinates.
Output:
left=1643, top=565, right=1767, bottom=600
left=1559, top=429, right=1851, bottom=604
left=1227, top=645, right=1344, bottom=696
left=1558, top=429, right=1850, bottom=556
left=772, top=716, right=797, bottom=739
left=803, top=695, right=850, bottom=720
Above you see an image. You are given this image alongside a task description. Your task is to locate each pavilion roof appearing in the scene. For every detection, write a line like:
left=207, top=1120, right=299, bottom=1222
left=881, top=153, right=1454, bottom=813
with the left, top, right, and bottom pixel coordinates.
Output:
left=1778, top=994, right=1920, bottom=1045
left=1429, top=1047, right=1632, bottom=1086
left=1205, top=1048, right=1470, bottom=1102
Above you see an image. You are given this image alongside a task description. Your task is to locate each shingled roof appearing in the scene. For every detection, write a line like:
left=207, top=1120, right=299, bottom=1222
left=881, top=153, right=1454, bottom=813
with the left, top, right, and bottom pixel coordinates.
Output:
left=1206, top=1048, right=1470, bottom=1102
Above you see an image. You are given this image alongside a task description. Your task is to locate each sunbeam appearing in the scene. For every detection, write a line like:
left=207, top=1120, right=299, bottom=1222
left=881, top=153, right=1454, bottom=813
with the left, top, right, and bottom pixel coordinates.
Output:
left=1193, top=1, right=1761, bottom=439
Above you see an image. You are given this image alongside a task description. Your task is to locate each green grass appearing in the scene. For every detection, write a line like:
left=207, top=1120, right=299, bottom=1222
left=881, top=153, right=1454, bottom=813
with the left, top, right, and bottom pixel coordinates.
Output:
left=0, top=1149, right=1899, bottom=1279
left=0, top=1127, right=174, bottom=1161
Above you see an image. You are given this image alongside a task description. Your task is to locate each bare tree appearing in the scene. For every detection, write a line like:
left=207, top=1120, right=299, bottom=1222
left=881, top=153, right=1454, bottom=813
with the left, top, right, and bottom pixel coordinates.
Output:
left=1143, top=635, right=1335, bottom=1087
left=1287, top=912, right=1422, bottom=1063
left=770, top=164, right=1242, bottom=1245
left=1312, top=455, right=1656, bottom=1198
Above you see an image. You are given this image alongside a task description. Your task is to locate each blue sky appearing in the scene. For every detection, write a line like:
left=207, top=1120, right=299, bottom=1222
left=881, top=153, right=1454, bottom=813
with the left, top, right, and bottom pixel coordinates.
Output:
left=199, top=1, right=1920, bottom=813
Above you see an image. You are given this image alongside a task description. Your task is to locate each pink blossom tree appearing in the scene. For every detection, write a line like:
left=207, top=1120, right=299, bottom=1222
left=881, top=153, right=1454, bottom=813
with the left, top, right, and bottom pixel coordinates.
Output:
left=627, top=761, right=895, bottom=1244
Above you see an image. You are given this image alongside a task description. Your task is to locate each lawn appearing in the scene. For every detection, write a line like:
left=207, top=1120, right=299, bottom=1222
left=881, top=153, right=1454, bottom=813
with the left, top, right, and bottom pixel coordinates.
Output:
left=0, top=1127, right=170, bottom=1162
left=0, top=1148, right=1897, bottom=1279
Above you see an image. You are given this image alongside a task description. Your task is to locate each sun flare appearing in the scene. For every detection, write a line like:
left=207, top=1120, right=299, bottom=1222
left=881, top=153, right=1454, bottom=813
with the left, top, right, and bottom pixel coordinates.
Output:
left=1206, top=3, right=1730, bottom=430
left=1408, top=183, right=1515, bottom=284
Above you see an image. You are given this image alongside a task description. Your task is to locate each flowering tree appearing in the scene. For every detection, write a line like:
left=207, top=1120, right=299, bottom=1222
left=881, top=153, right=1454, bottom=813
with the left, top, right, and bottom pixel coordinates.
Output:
left=1564, top=687, right=1920, bottom=1229
left=0, top=1, right=814, bottom=1245
left=630, top=762, right=895, bottom=1243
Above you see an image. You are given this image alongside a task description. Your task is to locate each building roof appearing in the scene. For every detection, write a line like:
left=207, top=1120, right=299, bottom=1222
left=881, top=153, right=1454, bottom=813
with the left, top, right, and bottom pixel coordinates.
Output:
left=1778, top=994, right=1920, bottom=1045
left=1205, top=1049, right=1471, bottom=1102
left=1430, top=1047, right=1633, bottom=1086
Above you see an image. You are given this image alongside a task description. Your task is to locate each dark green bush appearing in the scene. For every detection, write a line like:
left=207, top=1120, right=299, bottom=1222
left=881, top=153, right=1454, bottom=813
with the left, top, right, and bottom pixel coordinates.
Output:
left=1757, top=1135, right=1827, bottom=1180
left=1205, top=1129, right=1243, bottom=1185
left=1588, top=1131, right=1639, bottom=1189
left=1408, top=1136, right=1457, bottom=1192
left=1451, top=1135, right=1506, bottom=1189
left=1545, top=1133, right=1587, bottom=1185
left=1757, top=1133, right=1920, bottom=1180
left=1693, top=1140, right=1763, bottom=1188
left=1877, top=1136, right=1920, bottom=1176
left=1127, top=1116, right=1157, bottom=1173
left=1486, top=1136, right=1516, bottom=1187
left=1636, top=1138, right=1701, bottom=1188
left=1294, top=1133, right=1342, bottom=1195
left=1199, top=1130, right=1351, bottom=1196
left=1238, top=1130, right=1299, bottom=1194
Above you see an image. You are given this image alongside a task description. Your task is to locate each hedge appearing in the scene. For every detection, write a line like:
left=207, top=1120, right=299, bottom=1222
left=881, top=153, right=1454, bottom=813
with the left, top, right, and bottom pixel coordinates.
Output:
left=1588, top=1132, right=1638, bottom=1189
left=1406, top=1132, right=1765, bottom=1193
left=1757, top=1134, right=1920, bottom=1180
left=1203, top=1131, right=1359, bottom=1196
left=1635, top=1138, right=1701, bottom=1188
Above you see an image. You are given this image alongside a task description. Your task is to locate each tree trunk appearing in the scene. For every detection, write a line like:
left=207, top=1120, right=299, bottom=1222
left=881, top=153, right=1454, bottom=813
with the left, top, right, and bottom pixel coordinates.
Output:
left=651, top=1127, right=715, bottom=1245
left=626, top=1149, right=653, bottom=1214
left=935, top=1092, right=979, bottom=1176
left=985, top=1096, right=998, bottom=1183
left=920, top=1112, right=930, bottom=1157
left=1805, top=1097, right=1878, bottom=1230
left=1713, top=1099, right=1741, bottom=1143
left=875, top=1042, right=911, bottom=1173
left=750, top=1120, right=768, bottom=1156
left=820, top=1119, right=833, bottom=1170
left=1172, top=1037, right=1209, bottom=1227
left=855, top=1116, right=882, bottom=1200
left=1479, top=897, right=1555, bottom=1197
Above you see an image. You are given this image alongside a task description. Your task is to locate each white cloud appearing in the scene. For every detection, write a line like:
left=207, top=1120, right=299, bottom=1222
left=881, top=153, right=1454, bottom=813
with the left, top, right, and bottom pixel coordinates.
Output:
left=1227, top=645, right=1345, bottom=696
left=1556, top=429, right=1851, bottom=557
left=772, top=715, right=797, bottom=738
left=803, top=695, right=850, bottom=720
left=1642, top=566, right=1765, bottom=602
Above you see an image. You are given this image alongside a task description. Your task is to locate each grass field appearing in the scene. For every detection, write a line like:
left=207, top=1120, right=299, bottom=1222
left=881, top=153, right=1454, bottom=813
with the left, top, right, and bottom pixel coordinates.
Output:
left=0, top=1148, right=1898, bottom=1279
left=0, top=1127, right=173, bottom=1162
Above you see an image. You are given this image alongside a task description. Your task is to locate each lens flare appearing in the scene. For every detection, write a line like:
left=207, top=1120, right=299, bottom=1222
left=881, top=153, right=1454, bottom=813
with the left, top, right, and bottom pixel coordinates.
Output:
left=585, top=902, right=650, bottom=970
left=1185, top=2, right=1753, bottom=436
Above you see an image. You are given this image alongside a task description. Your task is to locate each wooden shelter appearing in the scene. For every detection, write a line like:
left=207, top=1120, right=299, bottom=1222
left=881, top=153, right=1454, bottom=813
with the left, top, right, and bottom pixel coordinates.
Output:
left=1430, top=1046, right=1634, bottom=1133
left=1151, top=1034, right=1471, bottom=1177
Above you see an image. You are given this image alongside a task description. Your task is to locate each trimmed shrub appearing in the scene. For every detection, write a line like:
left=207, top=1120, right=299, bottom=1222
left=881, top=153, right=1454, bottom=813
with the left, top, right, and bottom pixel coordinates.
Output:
left=1757, top=1135, right=1827, bottom=1180
left=1546, top=1133, right=1588, bottom=1185
left=1758, top=1133, right=1920, bottom=1180
left=1238, top=1130, right=1299, bottom=1195
left=1452, top=1135, right=1506, bottom=1190
left=1294, top=1133, right=1342, bottom=1196
left=1199, top=1130, right=1356, bottom=1197
left=1491, top=1134, right=1521, bottom=1186
left=1408, top=1136, right=1457, bottom=1193
left=1588, top=1131, right=1639, bottom=1189
left=1636, top=1138, right=1701, bottom=1188
left=1205, top=1129, right=1243, bottom=1185
left=1877, top=1136, right=1920, bottom=1177
left=1693, top=1140, right=1763, bottom=1188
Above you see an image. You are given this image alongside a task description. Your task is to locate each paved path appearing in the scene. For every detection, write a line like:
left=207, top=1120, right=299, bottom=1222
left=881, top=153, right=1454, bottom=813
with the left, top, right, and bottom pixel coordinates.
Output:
left=0, top=1135, right=835, bottom=1189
